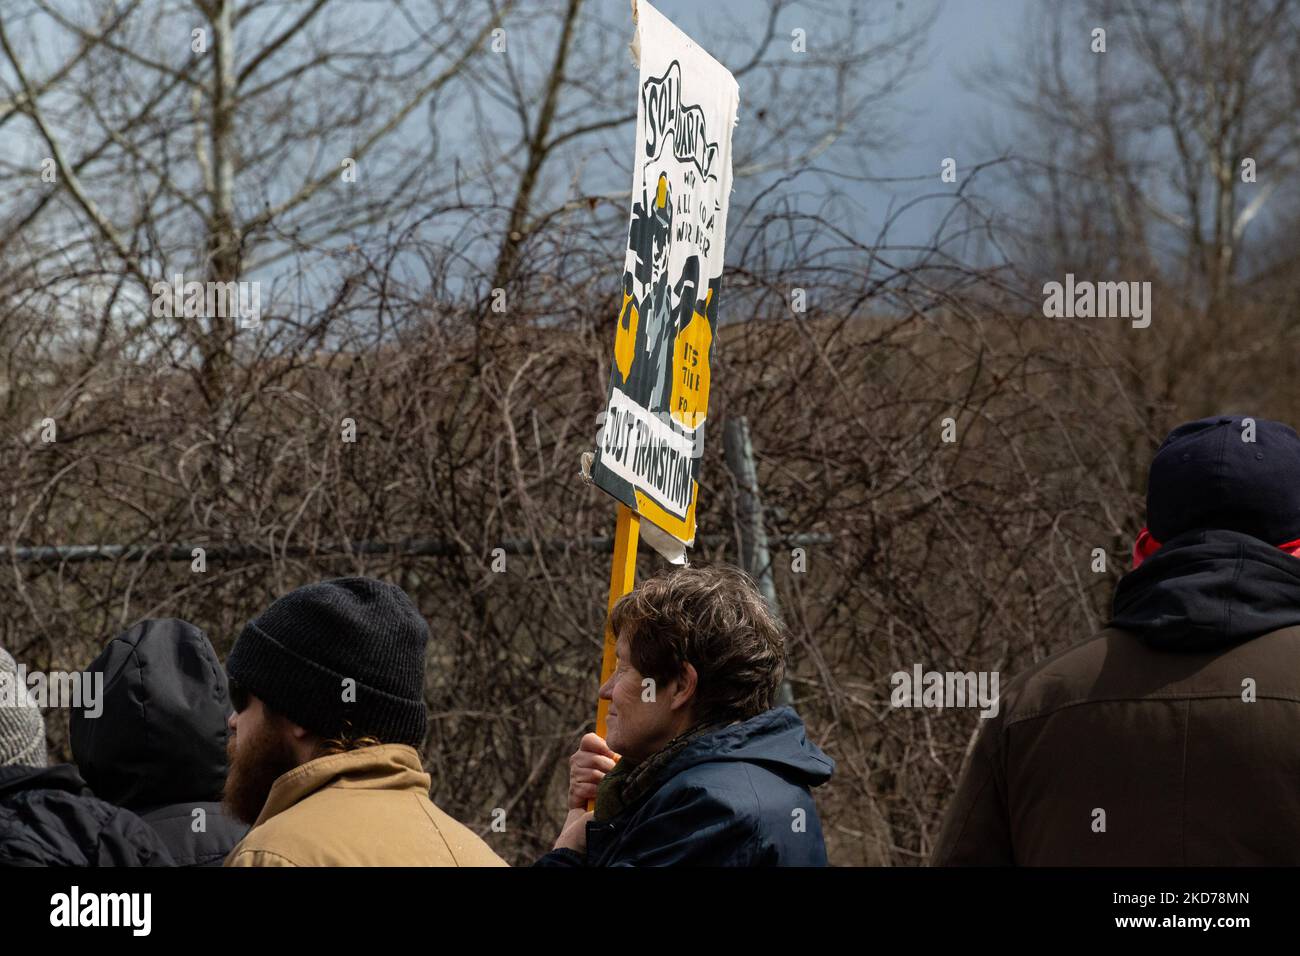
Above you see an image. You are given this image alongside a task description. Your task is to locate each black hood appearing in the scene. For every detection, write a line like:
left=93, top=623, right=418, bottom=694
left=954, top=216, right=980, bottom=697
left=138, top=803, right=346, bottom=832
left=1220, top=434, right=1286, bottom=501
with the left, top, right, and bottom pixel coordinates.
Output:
left=1110, top=528, right=1300, bottom=650
left=70, top=619, right=231, bottom=809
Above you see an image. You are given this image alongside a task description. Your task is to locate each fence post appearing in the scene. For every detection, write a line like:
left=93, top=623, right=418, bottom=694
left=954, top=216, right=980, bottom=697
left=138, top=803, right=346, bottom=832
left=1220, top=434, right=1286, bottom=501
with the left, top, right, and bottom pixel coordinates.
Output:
left=723, top=416, right=795, bottom=708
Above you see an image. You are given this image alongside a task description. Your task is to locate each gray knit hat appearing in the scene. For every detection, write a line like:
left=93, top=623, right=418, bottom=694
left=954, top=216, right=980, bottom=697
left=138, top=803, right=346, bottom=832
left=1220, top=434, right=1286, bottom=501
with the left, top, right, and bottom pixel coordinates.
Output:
left=0, top=647, right=46, bottom=768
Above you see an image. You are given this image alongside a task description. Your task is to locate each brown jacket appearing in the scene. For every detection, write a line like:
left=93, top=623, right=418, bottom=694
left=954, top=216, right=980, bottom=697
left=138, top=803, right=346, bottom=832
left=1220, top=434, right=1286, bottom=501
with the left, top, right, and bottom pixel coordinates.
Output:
left=225, top=744, right=507, bottom=867
left=934, top=625, right=1300, bottom=865
left=935, top=529, right=1300, bottom=866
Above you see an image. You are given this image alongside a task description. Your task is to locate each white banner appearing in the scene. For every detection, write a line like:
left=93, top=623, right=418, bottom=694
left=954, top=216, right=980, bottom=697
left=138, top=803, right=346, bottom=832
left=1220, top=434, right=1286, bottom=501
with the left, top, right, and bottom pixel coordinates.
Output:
left=591, top=0, right=739, bottom=562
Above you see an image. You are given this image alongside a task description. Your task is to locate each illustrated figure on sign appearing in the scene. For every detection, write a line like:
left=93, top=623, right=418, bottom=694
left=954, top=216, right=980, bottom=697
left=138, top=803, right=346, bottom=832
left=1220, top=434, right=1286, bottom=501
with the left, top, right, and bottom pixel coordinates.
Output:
left=620, top=172, right=674, bottom=411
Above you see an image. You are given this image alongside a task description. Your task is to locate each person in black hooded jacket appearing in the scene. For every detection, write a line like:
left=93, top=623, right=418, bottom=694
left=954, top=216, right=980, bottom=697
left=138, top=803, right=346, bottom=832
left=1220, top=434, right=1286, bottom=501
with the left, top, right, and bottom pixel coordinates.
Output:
left=934, top=415, right=1300, bottom=866
left=0, top=647, right=172, bottom=866
left=70, top=619, right=248, bottom=866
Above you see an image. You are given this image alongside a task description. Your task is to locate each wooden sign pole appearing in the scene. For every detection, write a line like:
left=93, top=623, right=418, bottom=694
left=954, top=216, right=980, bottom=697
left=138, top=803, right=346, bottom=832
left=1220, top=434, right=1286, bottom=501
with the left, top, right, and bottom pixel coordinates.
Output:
left=594, top=502, right=640, bottom=744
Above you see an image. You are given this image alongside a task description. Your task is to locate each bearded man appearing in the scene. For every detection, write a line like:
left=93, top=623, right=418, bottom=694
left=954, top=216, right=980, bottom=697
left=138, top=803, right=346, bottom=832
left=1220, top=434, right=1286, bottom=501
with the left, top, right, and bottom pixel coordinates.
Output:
left=222, top=577, right=505, bottom=867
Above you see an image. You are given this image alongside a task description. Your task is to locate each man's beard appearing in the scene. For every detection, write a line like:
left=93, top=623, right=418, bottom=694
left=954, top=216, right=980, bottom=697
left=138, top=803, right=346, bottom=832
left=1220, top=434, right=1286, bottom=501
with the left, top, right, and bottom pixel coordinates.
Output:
left=223, top=719, right=299, bottom=826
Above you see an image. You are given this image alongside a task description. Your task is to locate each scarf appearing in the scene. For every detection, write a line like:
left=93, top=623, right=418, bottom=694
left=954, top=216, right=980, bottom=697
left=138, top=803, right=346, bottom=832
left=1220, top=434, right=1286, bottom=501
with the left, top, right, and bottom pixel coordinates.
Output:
left=593, top=719, right=730, bottom=822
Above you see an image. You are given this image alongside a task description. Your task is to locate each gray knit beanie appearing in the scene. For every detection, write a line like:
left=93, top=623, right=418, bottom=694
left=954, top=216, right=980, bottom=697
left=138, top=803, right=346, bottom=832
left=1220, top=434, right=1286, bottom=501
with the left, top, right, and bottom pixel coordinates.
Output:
left=0, top=647, right=47, bottom=768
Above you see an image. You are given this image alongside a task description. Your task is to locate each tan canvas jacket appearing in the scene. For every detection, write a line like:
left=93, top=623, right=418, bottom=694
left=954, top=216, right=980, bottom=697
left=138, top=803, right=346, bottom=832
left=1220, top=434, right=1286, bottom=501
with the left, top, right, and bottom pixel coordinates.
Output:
left=225, top=743, right=507, bottom=867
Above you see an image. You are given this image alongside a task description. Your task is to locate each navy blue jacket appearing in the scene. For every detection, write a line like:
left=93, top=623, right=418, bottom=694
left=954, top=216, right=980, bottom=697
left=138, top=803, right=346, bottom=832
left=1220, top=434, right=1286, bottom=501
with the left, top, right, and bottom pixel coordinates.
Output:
left=537, top=706, right=833, bottom=866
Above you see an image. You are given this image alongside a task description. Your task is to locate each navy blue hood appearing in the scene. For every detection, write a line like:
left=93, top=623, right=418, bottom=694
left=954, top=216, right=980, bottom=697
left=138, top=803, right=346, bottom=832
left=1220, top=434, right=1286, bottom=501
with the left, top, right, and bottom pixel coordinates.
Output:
left=656, top=705, right=833, bottom=788
left=1111, top=528, right=1300, bottom=650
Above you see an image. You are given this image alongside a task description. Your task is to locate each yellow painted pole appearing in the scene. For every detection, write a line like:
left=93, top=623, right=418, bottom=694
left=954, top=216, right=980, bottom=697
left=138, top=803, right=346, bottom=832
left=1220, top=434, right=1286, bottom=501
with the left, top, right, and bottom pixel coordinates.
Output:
left=586, top=503, right=639, bottom=812
left=595, top=503, right=640, bottom=741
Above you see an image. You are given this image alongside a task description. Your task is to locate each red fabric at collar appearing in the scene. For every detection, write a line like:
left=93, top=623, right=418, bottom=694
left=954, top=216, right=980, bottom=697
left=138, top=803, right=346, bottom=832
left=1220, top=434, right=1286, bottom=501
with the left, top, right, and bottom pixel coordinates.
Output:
left=1132, top=526, right=1300, bottom=569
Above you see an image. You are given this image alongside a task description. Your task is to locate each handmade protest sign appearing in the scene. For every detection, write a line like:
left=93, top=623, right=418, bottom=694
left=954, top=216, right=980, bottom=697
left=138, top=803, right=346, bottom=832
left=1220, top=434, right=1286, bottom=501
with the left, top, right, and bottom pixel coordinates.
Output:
left=591, top=0, right=739, bottom=564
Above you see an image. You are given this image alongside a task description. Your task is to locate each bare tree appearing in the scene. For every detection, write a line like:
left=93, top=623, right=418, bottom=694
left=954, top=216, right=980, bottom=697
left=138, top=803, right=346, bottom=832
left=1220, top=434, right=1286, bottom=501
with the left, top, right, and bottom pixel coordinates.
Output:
left=982, top=0, right=1300, bottom=421
left=0, top=1, right=1165, bottom=867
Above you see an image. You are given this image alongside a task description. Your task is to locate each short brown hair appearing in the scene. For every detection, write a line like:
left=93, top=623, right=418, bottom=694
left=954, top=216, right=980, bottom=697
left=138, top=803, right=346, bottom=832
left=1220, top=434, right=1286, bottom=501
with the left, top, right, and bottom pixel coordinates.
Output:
left=609, top=565, right=785, bottom=722
left=314, top=730, right=384, bottom=758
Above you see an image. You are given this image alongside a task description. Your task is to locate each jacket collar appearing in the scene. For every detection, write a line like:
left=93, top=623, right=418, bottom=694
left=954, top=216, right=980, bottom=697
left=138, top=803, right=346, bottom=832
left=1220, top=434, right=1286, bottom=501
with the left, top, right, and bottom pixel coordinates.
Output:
left=593, top=717, right=731, bottom=822
left=593, top=707, right=834, bottom=824
left=0, top=762, right=90, bottom=799
left=251, top=743, right=430, bottom=828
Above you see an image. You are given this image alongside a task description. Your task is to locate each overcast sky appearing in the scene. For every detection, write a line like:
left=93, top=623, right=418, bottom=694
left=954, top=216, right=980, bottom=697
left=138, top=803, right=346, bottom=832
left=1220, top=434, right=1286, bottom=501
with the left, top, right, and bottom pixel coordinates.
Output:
left=649, top=0, right=1033, bottom=248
